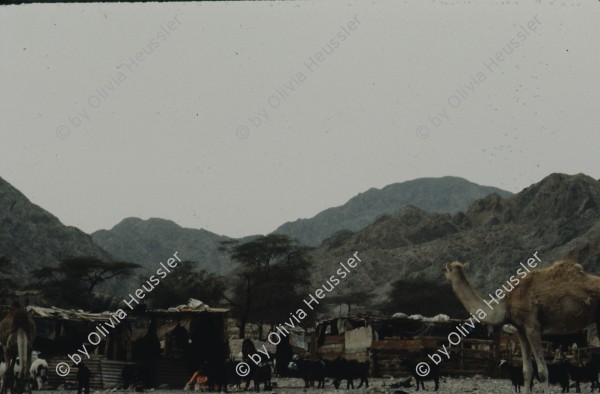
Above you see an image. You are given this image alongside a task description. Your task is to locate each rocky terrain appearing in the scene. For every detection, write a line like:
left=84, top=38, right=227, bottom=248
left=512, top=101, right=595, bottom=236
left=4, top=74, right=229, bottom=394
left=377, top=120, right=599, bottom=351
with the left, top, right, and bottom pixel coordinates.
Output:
left=91, top=177, right=510, bottom=274
left=2, top=172, right=599, bottom=316
left=263, top=376, right=577, bottom=393
left=308, top=173, right=600, bottom=314
left=91, top=217, right=235, bottom=274
left=0, top=176, right=112, bottom=277
left=274, top=177, right=512, bottom=246
left=71, top=376, right=577, bottom=393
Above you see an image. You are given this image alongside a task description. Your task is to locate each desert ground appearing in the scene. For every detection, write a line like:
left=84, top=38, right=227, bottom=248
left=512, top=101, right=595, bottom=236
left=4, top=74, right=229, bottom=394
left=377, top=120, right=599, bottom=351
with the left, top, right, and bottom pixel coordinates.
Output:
left=263, top=377, right=585, bottom=393
left=60, top=376, right=590, bottom=394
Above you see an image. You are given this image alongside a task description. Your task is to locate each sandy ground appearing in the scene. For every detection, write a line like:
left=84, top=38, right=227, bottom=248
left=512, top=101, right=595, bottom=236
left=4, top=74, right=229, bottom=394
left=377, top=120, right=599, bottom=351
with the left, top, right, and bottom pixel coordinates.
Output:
left=49, top=376, right=590, bottom=394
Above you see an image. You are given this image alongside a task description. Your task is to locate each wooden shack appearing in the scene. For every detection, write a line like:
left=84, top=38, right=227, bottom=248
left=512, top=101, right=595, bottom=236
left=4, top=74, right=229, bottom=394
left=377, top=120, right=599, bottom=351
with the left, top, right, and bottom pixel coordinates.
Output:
left=312, top=315, right=600, bottom=378
left=27, top=301, right=228, bottom=390
left=312, top=315, right=500, bottom=377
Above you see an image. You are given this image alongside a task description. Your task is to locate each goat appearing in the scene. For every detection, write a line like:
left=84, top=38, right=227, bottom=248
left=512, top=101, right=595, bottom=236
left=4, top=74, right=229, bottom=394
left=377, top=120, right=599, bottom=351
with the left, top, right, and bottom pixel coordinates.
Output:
left=251, top=361, right=272, bottom=393
left=345, top=360, right=370, bottom=389
left=288, top=358, right=325, bottom=388
left=401, top=358, right=439, bottom=391
left=547, top=361, right=571, bottom=393
left=567, top=355, right=600, bottom=393
left=29, top=358, right=48, bottom=390
left=510, top=358, right=571, bottom=393
left=325, top=357, right=369, bottom=389
left=500, top=359, right=527, bottom=393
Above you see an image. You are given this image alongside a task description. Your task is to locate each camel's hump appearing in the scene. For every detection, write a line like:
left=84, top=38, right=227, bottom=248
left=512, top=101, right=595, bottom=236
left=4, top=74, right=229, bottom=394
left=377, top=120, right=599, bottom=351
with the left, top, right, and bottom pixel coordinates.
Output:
left=534, top=259, right=585, bottom=277
left=509, top=259, right=600, bottom=302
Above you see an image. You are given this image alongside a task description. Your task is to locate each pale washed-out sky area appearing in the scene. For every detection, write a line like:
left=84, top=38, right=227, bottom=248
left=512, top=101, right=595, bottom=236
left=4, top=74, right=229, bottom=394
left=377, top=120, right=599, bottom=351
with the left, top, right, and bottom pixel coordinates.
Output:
left=1, top=0, right=599, bottom=238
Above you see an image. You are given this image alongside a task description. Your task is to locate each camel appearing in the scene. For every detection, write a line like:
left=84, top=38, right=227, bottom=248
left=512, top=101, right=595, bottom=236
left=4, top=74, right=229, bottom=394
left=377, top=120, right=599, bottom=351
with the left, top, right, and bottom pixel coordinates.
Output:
left=0, top=303, right=36, bottom=394
left=444, top=259, right=600, bottom=394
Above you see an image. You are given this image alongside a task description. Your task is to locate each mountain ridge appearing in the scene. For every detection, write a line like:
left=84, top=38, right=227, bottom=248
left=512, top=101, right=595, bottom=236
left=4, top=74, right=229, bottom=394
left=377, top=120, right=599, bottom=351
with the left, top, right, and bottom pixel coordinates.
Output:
left=0, top=176, right=113, bottom=278
left=91, top=177, right=513, bottom=271
left=306, top=173, right=600, bottom=314
left=91, top=216, right=235, bottom=273
left=274, top=176, right=512, bottom=246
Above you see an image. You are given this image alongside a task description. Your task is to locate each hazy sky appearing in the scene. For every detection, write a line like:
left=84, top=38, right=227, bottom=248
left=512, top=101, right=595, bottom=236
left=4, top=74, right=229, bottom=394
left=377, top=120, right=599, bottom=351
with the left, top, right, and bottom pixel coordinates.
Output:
left=1, top=1, right=599, bottom=238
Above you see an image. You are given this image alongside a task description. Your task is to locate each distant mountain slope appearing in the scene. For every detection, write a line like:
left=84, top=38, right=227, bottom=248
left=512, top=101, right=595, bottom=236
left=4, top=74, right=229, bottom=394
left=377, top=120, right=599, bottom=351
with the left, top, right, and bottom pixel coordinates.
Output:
left=91, top=217, right=235, bottom=273
left=274, top=176, right=512, bottom=246
left=309, top=173, right=600, bottom=311
left=0, top=177, right=112, bottom=277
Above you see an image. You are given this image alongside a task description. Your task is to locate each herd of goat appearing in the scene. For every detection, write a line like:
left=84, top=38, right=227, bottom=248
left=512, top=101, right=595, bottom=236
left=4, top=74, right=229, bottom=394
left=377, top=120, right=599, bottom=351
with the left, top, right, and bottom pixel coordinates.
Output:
left=213, top=355, right=600, bottom=393
left=2, top=352, right=600, bottom=392
left=500, top=355, right=600, bottom=393
left=199, top=357, right=370, bottom=392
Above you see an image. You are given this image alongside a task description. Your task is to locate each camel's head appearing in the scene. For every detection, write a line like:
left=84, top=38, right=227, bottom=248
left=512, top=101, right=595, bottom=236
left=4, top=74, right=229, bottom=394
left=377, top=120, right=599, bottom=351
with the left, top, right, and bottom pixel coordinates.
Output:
left=443, top=261, right=468, bottom=282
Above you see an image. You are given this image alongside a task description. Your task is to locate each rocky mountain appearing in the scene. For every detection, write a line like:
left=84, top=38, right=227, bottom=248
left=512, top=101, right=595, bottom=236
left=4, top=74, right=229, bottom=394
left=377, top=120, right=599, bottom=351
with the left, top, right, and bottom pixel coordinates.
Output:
left=274, top=176, right=512, bottom=246
left=93, top=177, right=510, bottom=273
left=91, top=217, right=235, bottom=273
left=308, top=173, right=600, bottom=314
left=0, top=176, right=112, bottom=278
left=6, top=170, right=598, bottom=319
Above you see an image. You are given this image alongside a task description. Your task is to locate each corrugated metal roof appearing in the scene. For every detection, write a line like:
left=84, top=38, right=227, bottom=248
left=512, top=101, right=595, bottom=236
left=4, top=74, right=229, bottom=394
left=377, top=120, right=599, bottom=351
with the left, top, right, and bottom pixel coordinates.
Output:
left=28, top=306, right=119, bottom=322
left=27, top=303, right=228, bottom=323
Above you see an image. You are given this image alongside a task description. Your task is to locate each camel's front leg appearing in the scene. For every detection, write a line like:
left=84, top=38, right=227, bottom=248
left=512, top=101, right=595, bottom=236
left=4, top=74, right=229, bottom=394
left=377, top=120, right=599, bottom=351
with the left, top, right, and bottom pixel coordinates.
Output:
left=0, top=348, right=9, bottom=394
left=8, top=359, right=17, bottom=394
left=0, top=370, right=6, bottom=394
left=518, top=331, right=534, bottom=394
left=525, top=327, right=550, bottom=392
left=26, top=368, right=32, bottom=394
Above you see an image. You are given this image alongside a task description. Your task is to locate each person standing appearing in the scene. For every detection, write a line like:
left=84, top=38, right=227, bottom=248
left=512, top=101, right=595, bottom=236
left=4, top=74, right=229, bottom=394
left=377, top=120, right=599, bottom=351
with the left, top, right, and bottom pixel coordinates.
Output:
left=76, top=363, right=91, bottom=394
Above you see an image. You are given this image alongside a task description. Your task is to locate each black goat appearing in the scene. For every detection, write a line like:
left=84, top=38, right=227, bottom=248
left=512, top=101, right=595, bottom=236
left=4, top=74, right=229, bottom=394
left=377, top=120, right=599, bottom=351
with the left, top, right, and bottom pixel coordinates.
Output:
left=500, top=359, right=530, bottom=393
left=288, top=358, right=326, bottom=388
left=200, top=360, right=246, bottom=392
left=401, top=359, right=439, bottom=391
left=505, top=359, right=570, bottom=393
left=326, top=357, right=348, bottom=389
left=547, top=361, right=571, bottom=393
left=324, top=357, right=369, bottom=389
left=567, top=355, right=600, bottom=393
left=348, top=360, right=370, bottom=389
left=251, top=362, right=272, bottom=393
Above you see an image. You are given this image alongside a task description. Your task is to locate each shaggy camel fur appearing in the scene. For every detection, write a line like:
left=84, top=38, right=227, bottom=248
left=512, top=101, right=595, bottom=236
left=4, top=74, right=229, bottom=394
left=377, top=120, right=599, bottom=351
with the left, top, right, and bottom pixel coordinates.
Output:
left=445, top=259, right=600, bottom=394
left=0, top=305, right=36, bottom=394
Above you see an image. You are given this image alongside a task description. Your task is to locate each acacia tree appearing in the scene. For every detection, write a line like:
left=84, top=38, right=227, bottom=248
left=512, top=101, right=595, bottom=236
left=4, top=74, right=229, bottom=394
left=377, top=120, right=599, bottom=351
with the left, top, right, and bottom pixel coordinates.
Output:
left=147, top=260, right=225, bottom=309
left=327, top=289, right=376, bottom=315
left=32, top=257, right=140, bottom=310
left=220, top=234, right=313, bottom=338
left=384, top=279, right=465, bottom=317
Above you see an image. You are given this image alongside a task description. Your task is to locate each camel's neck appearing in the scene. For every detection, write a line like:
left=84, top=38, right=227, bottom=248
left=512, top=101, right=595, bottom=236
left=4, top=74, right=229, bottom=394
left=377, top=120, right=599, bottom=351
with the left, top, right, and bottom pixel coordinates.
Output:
left=450, top=270, right=506, bottom=325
